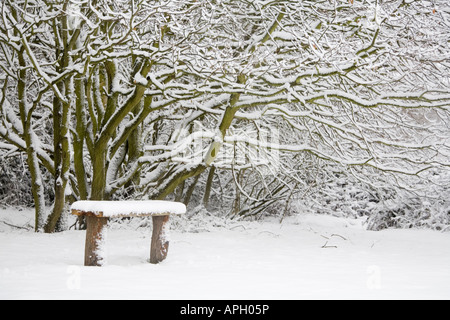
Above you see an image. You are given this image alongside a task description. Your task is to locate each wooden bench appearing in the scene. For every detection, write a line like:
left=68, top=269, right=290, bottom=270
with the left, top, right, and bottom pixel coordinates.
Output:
left=71, top=200, right=186, bottom=266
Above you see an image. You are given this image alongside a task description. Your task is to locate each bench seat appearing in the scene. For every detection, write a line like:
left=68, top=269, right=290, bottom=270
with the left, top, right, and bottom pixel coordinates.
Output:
left=71, top=200, right=186, bottom=266
left=72, top=200, right=186, bottom=218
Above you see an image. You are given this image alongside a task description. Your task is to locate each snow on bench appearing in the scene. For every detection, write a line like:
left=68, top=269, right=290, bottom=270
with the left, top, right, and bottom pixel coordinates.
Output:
left=71, top=200, right=186, bottom=266
left=71, top=200, right=187, bottom=218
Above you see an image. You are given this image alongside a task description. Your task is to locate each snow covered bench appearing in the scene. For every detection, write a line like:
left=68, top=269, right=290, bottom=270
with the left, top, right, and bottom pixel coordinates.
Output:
left=71, top=200, right=186, bottom=266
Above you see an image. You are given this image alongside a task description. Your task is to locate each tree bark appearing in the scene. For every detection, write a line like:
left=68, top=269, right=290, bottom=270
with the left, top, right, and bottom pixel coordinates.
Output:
left=203, top=166, right=216, bottom=209
left=44, top=13, right=73, bottom=233
left=73, top=76, right=88, bottom=200
left=91, top=145, right=107, bottom=201
left=17, top=48, right=46, bottom=232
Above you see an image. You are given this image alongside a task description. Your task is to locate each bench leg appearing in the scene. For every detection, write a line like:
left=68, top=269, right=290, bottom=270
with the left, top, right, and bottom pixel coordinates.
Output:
left=84, top=216, right=109, bottom=266
left=150, top=215, right=170, bottom=264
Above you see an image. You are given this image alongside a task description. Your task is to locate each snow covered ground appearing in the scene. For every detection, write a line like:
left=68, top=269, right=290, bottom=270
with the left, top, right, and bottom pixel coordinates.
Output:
left=0, top=206, right=449, bottom=300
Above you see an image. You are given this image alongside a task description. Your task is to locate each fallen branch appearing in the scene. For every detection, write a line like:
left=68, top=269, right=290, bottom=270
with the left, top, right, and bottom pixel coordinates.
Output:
left=0, top=220, right=32, bottom=230
left=331, top=233, right=347, bottom=240
left=321, top=241, right=337, bottom=248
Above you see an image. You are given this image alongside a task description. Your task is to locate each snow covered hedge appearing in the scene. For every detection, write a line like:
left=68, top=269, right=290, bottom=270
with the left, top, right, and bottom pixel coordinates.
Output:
left=291, top=164, right=450, bottom=232
left=0, top=156, right=34, bottom=207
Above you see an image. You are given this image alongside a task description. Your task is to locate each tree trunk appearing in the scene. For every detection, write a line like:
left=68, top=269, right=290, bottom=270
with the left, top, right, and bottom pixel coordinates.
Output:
left=17, top=48, right=46, bottom=232
left=73, top=76, right=88, bottom=200
left=44, top=86, right=70, bottom=233
left=26, top=142, right=46, bottom=232
left=203, top=166, right=216, bottom=209
left=183, top=175, right=200, bottom=206
left=91, top=146, right=107, bottom=201
left=44, top=14, right=72, bottom=233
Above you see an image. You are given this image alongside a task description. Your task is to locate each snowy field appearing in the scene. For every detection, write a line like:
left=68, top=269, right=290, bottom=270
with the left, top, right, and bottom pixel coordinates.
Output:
left=0, top=206, right=449, bottom=300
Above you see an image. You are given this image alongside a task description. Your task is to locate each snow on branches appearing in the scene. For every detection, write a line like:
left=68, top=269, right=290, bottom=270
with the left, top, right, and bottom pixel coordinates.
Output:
left=0, top=0, right=449, bottom=231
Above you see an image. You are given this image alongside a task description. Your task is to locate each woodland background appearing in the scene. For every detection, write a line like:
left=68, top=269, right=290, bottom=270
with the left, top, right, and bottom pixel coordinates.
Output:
left=1, top=0, right=450, bottom=233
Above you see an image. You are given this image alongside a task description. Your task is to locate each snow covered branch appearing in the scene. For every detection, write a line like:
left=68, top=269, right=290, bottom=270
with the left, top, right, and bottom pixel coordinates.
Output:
left=1, top=0, right=449, bottom=229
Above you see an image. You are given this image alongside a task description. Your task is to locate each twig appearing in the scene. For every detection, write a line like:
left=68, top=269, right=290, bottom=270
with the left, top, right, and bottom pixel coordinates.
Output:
left=0, top=220, right=32, bottom=230
left=230, top=224, right=247, bottom=231
left=258, top=230, right=280, bottom=237
left=321, top=241, right=337, bottom=248
left=331, top=233, right=347, bottom=240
